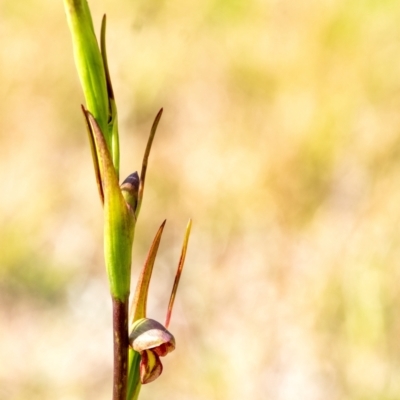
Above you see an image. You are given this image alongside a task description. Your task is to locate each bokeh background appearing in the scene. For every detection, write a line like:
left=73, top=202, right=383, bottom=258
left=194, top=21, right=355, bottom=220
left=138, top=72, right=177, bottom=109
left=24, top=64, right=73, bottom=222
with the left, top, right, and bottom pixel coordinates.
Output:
left=1, top=0, right=400, bottom=399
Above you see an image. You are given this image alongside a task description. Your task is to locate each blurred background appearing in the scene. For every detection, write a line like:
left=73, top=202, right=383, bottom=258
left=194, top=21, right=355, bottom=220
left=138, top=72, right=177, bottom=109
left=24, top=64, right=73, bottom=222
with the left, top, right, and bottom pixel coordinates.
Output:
left=1, top=0, right=400, bottom=399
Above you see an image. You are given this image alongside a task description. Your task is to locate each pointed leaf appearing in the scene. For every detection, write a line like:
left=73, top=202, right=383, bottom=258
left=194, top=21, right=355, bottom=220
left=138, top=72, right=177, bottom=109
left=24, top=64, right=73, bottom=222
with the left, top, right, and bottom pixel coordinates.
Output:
left=136, top=108, right=163, bottom=218
left=85, top=109, right=134, bottom=300
left=100, top=14, right=120, bottom=177
left=165, top=219, right=192, bottom=328
left=81, top=105, right=104, bottom=204
left=129, top=220, right=166, bottom=325
left=63, top=0, right=109, bottom=147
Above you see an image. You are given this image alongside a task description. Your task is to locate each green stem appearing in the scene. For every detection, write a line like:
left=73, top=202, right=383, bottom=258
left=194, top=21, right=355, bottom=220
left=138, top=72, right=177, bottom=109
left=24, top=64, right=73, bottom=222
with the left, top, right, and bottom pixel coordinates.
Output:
left=112, top=297, right=129, bottom=400
left=126, top=349, right=141, bottom=400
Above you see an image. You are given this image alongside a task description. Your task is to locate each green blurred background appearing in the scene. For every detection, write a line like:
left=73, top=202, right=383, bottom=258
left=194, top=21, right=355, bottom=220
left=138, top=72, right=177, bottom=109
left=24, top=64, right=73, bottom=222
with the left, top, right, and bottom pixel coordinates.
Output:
left=1, top=0, right=400, bottom=399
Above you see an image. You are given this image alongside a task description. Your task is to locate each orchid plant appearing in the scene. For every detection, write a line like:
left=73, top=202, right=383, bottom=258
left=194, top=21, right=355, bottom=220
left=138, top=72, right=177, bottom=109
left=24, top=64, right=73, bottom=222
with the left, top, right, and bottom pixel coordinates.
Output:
left=63, top=1, right=191, bottom=399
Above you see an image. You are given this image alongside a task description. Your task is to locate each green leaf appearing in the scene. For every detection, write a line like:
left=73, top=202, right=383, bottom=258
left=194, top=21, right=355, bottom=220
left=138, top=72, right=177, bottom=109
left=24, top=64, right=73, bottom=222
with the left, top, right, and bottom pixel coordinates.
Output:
left=84, top=109, right=135, bottom=300
left=63, top=0, right=111, bottom=157
left=100, top=15, right=120, bottom=178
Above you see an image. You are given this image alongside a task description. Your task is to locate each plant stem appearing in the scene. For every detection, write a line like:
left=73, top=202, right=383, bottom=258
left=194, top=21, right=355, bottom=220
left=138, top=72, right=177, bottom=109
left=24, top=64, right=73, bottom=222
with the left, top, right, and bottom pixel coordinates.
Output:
left=112, top=297, right=129, bottom=400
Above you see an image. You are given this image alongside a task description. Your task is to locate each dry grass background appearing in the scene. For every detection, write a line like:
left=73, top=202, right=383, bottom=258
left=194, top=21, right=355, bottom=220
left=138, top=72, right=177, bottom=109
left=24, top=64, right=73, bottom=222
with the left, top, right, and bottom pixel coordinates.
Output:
left=1, top=0, right=400, bottom=399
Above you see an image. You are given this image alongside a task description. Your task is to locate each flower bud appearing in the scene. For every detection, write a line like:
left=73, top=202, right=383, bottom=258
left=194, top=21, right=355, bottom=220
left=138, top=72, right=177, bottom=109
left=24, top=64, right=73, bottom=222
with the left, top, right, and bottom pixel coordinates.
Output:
left=121, top=172, right=140, bottom=212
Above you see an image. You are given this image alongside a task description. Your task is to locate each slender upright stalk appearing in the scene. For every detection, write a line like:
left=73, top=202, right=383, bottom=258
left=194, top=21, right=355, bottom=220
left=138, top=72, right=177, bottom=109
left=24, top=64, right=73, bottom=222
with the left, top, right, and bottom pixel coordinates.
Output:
left=112, top=299, right=129, bottom=400
left=64, top=2, right=192, bottom=398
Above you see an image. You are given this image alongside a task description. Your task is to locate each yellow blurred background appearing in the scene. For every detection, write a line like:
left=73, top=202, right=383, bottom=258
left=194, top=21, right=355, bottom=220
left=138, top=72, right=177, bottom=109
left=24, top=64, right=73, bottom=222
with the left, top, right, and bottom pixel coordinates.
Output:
left=1, top=0, right=400, bottom=399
